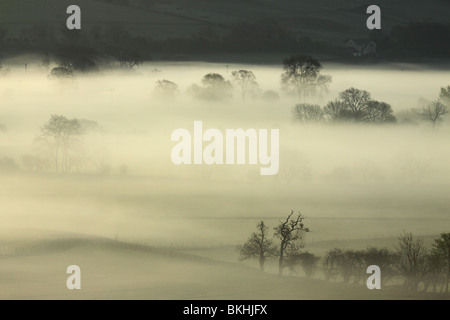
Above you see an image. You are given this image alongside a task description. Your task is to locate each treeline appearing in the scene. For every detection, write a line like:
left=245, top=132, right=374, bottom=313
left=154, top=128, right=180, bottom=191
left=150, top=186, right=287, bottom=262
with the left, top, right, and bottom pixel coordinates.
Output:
left=149, top=55, right=450, bottom=126
left=238, top=218, right=450, bottom=293
left=0, top=20, right=449, bottom=69
left=370, top=22, right=450, bottom=59
left=322, top=233, right=450, bottom=293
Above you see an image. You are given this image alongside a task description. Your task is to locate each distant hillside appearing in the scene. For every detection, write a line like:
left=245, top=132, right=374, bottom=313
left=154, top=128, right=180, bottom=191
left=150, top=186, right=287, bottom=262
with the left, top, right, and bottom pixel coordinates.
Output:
left=0, top=0, right=449, bottom=44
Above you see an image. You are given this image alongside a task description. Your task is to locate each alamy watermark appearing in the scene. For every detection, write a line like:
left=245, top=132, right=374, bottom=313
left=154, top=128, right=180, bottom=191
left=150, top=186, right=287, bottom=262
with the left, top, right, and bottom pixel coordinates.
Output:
left=171, top=121, right=279, bottom=176
left=66, top=265, right=81, bottom=290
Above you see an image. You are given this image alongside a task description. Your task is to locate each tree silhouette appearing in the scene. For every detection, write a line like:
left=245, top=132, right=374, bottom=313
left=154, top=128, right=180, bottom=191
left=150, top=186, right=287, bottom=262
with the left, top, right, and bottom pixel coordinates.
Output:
left=417, top=100, right=448, bottom=127
left=324, top=88, right=396, bottom=123
left=431, top=233, right=450, bottom=293
left=189, top=73, right=233, bottom=101
left=323, top=248, right=342, bottom=282
left=237, top=221, right=278, bottom=271
left=281, top=55, right=331, bottom=100
left=274, top=211, right=309, bottom=276
left=231, top=70, right=259, bottom=101
left=39, top=115, right=83, bottom=173
left=395, top=232, right=430, bottom=291
left=297, top=252, right=320, bottom=278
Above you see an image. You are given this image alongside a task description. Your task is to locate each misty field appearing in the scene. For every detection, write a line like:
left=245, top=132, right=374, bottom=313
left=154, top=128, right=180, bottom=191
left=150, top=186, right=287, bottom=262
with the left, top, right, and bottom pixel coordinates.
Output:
left=1, top=60, right=450, bottom=299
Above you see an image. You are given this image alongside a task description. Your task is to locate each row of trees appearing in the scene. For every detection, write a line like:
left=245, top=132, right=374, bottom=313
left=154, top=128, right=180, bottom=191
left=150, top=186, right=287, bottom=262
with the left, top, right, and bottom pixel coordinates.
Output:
left=293, top=86, right=449, bottom=125
left=322, top=233, right=450, bottom=293
left=238, top=224, right=450, bottom=294
left=292, top=83, right=450, bottom=125
left=150, top=56, right=449, bottom=127
left=46, top=52, right=449, bottom=128
left=293, top=88, right=396, bottom=123
left=152, top=55, right=330, bottom=102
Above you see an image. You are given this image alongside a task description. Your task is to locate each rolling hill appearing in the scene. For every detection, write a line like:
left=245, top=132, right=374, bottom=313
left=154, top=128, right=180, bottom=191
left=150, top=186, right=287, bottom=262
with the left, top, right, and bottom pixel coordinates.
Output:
left=0, top=232, right=447, bottom=300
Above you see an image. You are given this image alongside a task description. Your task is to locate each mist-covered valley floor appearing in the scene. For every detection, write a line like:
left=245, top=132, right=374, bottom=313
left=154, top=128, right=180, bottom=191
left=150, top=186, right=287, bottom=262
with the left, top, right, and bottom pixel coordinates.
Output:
left=1, top=59, right=449, bottom=299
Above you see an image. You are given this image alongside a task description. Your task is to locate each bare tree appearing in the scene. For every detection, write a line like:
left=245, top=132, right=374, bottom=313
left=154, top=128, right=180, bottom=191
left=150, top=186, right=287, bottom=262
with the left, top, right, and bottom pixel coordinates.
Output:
left=395, top=232, right=430, bottom=291
left=231, top=70, right=259, bottom=101
left=339, top=88, right=372, bottom=116
left=417, top=100, right=449, bottom=127
left=324, top=88, right=395, bottom=123
left=431, top=233, right=450, bottom=293
left=39, top=115, right=83, bottom=173
left=237, top=221, right=278, bottom=271
left=274, top=211, right=309, bottom=276
left=292, top=103, right=324, bottom=123
left=281, top=55, right=331, bottom=100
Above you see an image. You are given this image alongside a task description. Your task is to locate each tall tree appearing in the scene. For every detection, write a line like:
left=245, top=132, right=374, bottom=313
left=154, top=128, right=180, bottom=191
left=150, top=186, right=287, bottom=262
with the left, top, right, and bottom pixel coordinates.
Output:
left=274, top=211, right=309, bottom=276
left=431, top=233, right=450, bottom=293
left=40, top=115, right=83, bottom=173
left=237, top=221, right=278, bottom=271
left=281, top=55, right=331, bottom=100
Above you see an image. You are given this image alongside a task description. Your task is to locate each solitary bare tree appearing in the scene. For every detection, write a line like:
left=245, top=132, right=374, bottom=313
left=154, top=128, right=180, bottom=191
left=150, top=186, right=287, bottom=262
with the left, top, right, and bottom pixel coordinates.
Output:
left=274, top=211, right=309, bottom=276
left=40, top=115, right=83, bottom=173
left=417, top=100, right=449, bottom=127
left=237, top=221, right=278, bottom=271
